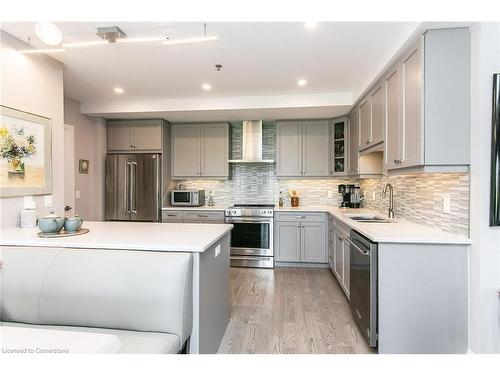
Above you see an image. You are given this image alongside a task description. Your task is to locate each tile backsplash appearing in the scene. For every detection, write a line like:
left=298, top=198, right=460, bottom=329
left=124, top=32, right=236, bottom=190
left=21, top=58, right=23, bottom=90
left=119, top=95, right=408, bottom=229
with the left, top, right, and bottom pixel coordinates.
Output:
left=172, top=122, right=470, bottom=236
left=359, top=173, right=470, bottom=235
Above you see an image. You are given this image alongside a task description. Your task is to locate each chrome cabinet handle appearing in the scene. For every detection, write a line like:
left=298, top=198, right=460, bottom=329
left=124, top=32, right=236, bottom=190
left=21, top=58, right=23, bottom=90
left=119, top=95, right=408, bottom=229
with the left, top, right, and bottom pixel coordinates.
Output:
left=198, top=215, right=209, bottom=218
left=297, top=224, right=300, bottom=228
left=295, top=216, right=306, bottom=219
left=301, top=224, right=304, bottom=228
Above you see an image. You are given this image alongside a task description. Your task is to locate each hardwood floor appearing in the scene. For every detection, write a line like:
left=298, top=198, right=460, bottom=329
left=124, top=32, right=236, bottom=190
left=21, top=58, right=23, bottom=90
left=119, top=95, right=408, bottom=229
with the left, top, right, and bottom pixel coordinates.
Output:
left=218, top=266, right=375, bottom=354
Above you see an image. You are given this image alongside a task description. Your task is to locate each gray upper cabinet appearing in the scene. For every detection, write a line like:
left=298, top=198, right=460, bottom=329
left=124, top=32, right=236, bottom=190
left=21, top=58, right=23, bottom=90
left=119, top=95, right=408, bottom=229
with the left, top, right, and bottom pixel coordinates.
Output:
left=370, top=83, right=385, bottom=146
left=133, top=120, right=163, bottom=150
left=358, top=97, right=371, bottom=150
left=276, top=120, right=330, bottom=177
left=171, top=123, right=229, bottom=179
left=201, top=124, right=229, bottom=177
left=302, top=120, right=330, bottom=176
left=385, top=67, right=401, bottom=170
left=348, top=109, right=359, bottom=175
left=399, top=44, right=423, bottom=168
left=276, top=121, right=303, bottom=177
left=384, top=28, right=470, bottom=173
left=171, top=124, right=201, bottom=177
left=107, top=119, right=163, bottom=152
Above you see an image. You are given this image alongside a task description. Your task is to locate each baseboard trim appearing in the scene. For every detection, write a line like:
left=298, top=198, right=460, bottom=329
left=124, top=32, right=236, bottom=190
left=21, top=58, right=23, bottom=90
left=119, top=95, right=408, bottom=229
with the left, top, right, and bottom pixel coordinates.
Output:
left=275, top=262, right=329, bottom=269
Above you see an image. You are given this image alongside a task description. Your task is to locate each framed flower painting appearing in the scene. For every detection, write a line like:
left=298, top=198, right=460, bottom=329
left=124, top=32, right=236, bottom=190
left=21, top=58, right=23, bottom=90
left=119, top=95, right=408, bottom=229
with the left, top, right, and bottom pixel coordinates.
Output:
left=0, top=105, right=52, bottom=197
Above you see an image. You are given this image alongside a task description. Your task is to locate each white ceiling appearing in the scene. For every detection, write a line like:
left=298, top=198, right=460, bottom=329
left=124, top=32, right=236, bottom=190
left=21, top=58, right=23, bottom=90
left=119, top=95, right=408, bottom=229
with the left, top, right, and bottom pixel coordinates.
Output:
left=1, top=22, right=419, bottom=121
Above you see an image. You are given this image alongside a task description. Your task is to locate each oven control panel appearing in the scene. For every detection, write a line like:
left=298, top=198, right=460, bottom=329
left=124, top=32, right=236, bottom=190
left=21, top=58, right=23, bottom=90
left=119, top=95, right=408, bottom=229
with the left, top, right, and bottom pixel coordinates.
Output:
left=225, top=208, right=274, bottom=218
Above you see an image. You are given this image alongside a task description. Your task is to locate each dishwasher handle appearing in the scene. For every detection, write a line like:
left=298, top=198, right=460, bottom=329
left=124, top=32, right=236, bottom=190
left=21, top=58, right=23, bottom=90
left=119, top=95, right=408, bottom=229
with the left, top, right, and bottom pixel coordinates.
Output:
left=344, top=236, right=370, bottom=256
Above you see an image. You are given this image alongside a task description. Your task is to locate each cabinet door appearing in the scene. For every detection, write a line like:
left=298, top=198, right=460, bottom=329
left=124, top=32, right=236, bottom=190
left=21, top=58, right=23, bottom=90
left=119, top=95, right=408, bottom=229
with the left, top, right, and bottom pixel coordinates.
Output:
left=358, top=97, right=372, bottom=150
left=171, top=124, right=201, bottom=178
left=385, top=68, right=401, bottom=169
left=201, top=123, right=229, bottom=178
left=348, top=109, right=359, bottom=175
left=133, top=120, right=162, bottom=150
left=275, top=222, right=301, bottom=262
left=333, top=229, right=344, bottom=283
left=342, top=240, right=350, bottom=297
left=302, top=120, right=330, bottom=176
left=400, top=44, right=423, bottom=168
left=370, top=84, right=385, bottom=146
left=107, top=120, right=135, bottom=151
left=276, top=121, right=303, bottom=177
left=301, top=222, right=327, bottom=263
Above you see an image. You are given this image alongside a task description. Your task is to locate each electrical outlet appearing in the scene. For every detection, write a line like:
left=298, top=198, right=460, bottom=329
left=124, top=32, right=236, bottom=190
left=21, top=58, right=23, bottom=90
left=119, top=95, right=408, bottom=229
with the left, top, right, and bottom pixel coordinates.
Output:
left=327, top=190, right=333, bottom=198
left=215, top=244, right=221, bottom=258
left=44, top=195, right=53, bottom=208
left=443, top=195, right=451, bottom=214
left=75, top=190, right=81, bottom=199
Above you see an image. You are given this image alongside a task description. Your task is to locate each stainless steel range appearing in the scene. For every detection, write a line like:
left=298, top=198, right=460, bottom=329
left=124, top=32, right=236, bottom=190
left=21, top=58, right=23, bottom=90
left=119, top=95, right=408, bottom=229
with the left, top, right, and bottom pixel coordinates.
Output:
left=225, top=204, right=274, bottom=269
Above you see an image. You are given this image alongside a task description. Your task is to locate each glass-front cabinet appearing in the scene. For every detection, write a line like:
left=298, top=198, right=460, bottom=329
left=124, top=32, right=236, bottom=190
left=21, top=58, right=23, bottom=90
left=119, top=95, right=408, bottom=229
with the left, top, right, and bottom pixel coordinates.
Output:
left=330, top=117, right=348, bottom=175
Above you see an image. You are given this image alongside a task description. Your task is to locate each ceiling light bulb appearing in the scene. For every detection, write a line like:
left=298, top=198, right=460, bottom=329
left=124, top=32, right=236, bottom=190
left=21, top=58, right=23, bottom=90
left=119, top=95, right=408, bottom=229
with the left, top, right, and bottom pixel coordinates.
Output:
left=35, top=22, right=62, bottom=46
left=298, top=79, right=307, bottom=86
left=202, top=84, right=211, bottom=90
left=305, top=22, right=318, bottom=28
left=114, top=87, right=124, bottom=94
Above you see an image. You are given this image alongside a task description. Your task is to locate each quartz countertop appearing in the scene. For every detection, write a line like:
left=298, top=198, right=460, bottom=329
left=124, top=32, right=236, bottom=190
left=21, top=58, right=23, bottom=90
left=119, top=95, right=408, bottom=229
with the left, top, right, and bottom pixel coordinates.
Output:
left=161, top=205, right=230, bottom=211
left=0, top=221, right=233, bottom=253
left=275, top=205, right=470, bottom=245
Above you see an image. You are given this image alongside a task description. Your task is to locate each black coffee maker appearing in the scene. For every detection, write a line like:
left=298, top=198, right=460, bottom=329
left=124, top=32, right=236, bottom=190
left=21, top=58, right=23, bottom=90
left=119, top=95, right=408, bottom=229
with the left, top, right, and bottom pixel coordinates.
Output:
left=338, top=184, right=355, bottom=208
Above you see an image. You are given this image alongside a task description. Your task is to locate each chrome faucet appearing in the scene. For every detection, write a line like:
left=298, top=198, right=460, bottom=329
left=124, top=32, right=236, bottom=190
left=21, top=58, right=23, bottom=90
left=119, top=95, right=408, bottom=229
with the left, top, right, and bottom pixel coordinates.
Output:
left=382, top=183, right=395, bottom=219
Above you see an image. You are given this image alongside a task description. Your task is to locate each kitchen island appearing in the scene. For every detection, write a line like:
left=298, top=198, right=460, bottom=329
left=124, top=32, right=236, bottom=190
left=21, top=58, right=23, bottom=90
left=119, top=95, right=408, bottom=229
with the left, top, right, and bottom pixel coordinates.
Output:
left=0, top=221, right=233, bottom=354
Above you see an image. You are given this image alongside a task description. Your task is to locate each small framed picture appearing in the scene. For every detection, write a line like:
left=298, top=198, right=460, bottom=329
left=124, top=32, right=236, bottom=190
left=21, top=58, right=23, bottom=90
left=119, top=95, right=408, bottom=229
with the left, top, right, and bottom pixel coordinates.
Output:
left=79, top=159, right=89, bottom=174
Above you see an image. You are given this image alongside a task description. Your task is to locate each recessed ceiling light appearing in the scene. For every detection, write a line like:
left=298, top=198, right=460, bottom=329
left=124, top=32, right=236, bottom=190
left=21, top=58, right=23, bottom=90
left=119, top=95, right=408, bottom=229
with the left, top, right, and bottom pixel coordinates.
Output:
left=305, top=22, right=318, bottom=29
left=35, top=22, right=62, bottom=46
left=298, top=79, right=307, bottom=86
left=202, top=84, right=211, bottom=90
left=114, top=87, right=124, bottom=94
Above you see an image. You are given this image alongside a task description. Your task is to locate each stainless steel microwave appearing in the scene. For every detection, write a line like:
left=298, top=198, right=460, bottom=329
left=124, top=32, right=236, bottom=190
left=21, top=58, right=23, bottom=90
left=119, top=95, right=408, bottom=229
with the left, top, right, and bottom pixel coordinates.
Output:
left=170, top=190, right=205, bottom=207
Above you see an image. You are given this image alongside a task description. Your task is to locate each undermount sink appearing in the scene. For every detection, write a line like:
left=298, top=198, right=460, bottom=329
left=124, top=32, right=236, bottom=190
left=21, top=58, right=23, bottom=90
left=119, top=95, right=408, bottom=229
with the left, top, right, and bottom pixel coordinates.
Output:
left=345, top=214, right=393, bottom=223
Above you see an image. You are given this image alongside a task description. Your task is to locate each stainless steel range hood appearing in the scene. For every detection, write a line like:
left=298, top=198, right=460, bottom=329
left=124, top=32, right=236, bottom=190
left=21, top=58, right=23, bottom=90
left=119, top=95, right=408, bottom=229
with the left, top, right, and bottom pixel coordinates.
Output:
left=228, top=121, right=275, bottom=163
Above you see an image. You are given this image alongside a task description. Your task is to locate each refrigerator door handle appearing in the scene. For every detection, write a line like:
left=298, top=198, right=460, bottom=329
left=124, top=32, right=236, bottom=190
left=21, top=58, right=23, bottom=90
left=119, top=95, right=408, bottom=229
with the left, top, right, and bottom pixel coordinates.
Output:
left=154, top=155, right=160, bottom=222
left=125, top=162, right=131, bottom=213
left=131, top=161, right=138, bottom=214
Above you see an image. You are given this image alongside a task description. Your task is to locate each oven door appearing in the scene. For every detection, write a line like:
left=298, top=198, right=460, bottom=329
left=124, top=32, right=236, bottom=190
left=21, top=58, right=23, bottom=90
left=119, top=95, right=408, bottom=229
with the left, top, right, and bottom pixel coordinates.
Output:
left=226, top=218, right=273, bottom=257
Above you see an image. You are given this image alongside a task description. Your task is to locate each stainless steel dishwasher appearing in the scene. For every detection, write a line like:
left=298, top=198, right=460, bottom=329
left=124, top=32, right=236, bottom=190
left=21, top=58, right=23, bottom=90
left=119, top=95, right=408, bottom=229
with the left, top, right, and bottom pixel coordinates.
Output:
left=346, top=230, right=378, bottom=347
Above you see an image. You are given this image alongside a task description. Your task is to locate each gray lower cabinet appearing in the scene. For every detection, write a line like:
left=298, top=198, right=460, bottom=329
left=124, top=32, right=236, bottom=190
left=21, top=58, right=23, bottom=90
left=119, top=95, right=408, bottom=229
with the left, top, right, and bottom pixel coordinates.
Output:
left=171, top=123, right=229, bottom=179
left=276, top=120, right=330, bottom=177
left=274, top=212, right=327, bottom=264
left=332, top=219, right=350, bottom=298
left=162, top=210, right=224, bottom=224
left=275, top=222, right=302, bottom=262
left=107, top=119, right=163, bottom=152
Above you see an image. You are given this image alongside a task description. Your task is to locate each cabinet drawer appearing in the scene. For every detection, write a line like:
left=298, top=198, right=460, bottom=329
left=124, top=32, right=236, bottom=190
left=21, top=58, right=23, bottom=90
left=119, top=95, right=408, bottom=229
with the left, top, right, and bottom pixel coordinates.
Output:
left=275, top=212, right=326, bottom=223
left=183, top=211, right=225, bottom=222
left=162, top=211, right=184, bottom=222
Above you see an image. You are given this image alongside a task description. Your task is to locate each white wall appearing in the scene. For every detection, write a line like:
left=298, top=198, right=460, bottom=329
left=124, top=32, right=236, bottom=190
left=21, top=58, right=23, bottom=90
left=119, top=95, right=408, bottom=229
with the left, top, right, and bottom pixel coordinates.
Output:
left=469, top=22, right=500, bottom=353
left=0, top=31, right=64, bottom=228
left=64, top=97, right=106, bottom=221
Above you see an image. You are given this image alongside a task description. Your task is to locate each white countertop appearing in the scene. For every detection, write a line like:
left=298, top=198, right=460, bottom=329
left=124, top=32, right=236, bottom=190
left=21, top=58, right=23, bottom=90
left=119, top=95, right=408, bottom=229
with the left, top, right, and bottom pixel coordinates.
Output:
left=162, top=205, right=230, bottom=211
left=275, top=205, right=470, bottom=245
left=0, top=221, right=233, bottom=253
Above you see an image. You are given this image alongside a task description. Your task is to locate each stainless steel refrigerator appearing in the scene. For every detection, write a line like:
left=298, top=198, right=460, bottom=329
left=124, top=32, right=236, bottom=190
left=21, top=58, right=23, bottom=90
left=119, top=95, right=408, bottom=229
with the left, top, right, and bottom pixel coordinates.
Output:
left=105, top=154, right=161, bottom=222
